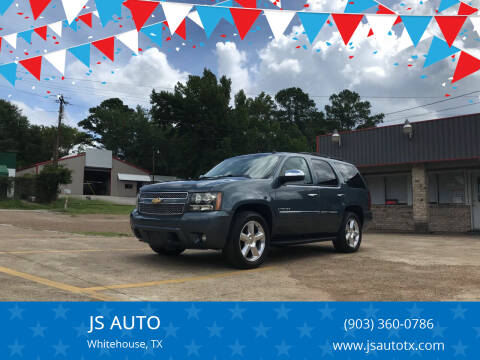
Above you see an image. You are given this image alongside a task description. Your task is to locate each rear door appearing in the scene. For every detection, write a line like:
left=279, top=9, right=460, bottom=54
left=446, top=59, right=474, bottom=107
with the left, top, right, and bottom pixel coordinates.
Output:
left=310, top=159, right=344, bottom=233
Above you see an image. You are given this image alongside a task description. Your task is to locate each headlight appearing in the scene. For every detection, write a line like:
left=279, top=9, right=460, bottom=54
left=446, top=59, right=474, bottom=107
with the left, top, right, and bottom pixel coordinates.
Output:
left=189, top=192, right=222, bottom=211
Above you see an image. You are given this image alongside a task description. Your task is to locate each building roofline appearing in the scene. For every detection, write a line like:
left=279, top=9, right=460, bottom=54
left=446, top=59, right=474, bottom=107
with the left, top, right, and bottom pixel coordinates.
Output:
left=355, top=156, right=480, bottom=169
left=17, top=153, right=86, bottom=172
left=316, top=112, right=480, bottom=138
left=113, top=156, right=150, bottom=174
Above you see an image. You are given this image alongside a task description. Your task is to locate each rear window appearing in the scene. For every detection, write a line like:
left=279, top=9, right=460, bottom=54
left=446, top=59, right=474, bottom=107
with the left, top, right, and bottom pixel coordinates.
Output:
left=335, top=163, right=366, bottom=189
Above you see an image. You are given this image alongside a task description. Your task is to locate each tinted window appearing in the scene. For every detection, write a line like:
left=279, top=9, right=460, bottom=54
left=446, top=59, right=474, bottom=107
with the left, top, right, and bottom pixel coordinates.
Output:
left=336, top=163, right=366, bottom=189
left=281, top=157, right=312, bottom=184
left=312, top=159, right=338, bottom=186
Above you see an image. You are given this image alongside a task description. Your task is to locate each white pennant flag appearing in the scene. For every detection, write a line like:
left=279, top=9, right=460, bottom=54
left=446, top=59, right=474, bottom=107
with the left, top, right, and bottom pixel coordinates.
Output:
left=4, top=33, right=17, bottom=49
left=45, top=50, right=67, bottom=75
left=61, top=0, right=89, bottom=24
left=264, top=10, right=295, bottom=39
left=366, top=14, right=397, bottom=44
left=470, top=16, right=480, bottom=36
left=116, top=30, right=139, bottom=55
left=188, top=10, right=204, bottom=29
left=161, top=2, right=192, bottom=34
left=48, top=21, right=63, bottom=37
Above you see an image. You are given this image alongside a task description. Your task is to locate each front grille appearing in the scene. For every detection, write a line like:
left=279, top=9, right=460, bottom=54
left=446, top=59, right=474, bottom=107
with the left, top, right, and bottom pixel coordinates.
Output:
left=139, top=203, right=184, bottom=215
left=140, top=192, right=188, bottom=199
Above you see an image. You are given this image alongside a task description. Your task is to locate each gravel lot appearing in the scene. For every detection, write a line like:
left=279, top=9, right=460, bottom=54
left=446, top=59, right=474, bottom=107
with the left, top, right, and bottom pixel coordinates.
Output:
left=1, top=210, right=479, bottom=301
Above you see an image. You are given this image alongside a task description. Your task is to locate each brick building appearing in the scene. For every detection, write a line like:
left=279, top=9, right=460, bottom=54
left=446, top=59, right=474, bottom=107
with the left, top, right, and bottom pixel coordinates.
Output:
left=316, top=113, right=480, bottom=233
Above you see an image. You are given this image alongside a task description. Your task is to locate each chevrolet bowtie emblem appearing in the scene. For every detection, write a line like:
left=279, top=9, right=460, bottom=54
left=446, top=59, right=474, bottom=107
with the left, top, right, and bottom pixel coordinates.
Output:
left=151, top=198, right=163, bottom=204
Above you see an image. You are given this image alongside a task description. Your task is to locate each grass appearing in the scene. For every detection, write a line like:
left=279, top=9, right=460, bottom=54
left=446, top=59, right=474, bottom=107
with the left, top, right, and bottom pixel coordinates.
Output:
left=0, top=198, right=135, bottom=215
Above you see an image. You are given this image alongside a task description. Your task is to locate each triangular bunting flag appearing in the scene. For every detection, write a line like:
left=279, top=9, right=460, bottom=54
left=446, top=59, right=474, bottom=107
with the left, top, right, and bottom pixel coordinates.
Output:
left=0, top=0, right=14, bottom=15
left=141, top=23, right=163, bottom=47
left=438, top=0, right=460, bottom=12
left=123, top=0, right=159, bottom=31
left=61, top=0, right=89, bottom=24
left=230, top=8, right=262, bottom=40
left=18, top=30, right=33, bottom=44
left=424, top=36, right=460, bottom=67
left=0, top=63, right=17, bottom=86
left=45, top=49, right=66, bottom=75
left=93, top=37, right=115, bottom=61
left=78, top=13, right=93, bottom=28
left=458, top=2, right=478, bottom=15
left=48, top=21, right=63, bottom=37
left=20, top=56, right=43, bottom=81
left=401, top=16, right=432, bottom=47
left=196, top=6, right=234, bottom=38
left=297, top=12, right=328, bottom=44
left=452, top=51, right=480, bottom=83
left=161, top=2, right=192, bottom=35
left=264, top=10, right=295, bottom=39
left=95, top=0, right=123, bottom=26
left=435, top=15, right=467, bottom=47
left=394, top=16, right=402, bottom=25
left=366, top=14, right=396, bottom=43
left=345, top=0, right=377, bottom=13
left=470, top=16, right=480, bottom=36
left=376, top=4, right=396, bottom=14
left=188, top=11, right=204, bottom=29
left=69, top=43, right=91, bottom=68
left=29, top=0, right=52, bottom=20
left=175, top=19, right=187, bottom=40
left=34, top=26, right=48, bottom=41
left=4, top=34, right=17, bottom=49
left=270, top=0, right=281, bottom=8
left=331, top=14, right=364, bottom=45
left=235, top=0, right=256, bottom=7
left=116, top=29, right=139, bottom=55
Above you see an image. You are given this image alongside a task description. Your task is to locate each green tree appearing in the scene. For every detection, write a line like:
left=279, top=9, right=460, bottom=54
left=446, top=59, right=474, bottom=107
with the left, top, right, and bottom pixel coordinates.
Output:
left=324, top=89, right=384, bottom=130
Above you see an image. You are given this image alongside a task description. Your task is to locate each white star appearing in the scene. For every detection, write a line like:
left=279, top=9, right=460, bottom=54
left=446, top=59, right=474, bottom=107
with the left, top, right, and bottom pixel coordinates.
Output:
left=164, top=322, right=179, bottom=338
left=207, top=322, right=223, bottom=338
left=474, top=326, right=480, bottom=338
left=407, top=303, right=424, bottom=317
left=8, top=340, right=24, bottom=356
left=432, top=323, right=447, bottom=338
left=9, top=304, right=25, bottom=319
left=52, top=304, right=69, bottom=320
left=185, top=340, right=202, bottom=356
left=452, top=340, right=467, bottom=356
left=253, top=322, right=270, bottom=338
left=96, top=304, right=113, bottom=318
left=451, top=304, right=467, bottom=320
left=318, top=339, right=333, bottom=357
left=229, top=304, right=246, bottom=319
left=275, top=340, right=292, bottom=356
left=274, top=304, right=291, bottom=319
left=30, top=322, right=47, bottom=337
left=52, top=340, right=69, bottom=356
left=362, top=303, right=379, bottom=318
left=141, top=303, right=158, bottom=317
left=297, top=323, right=314, bottom=338
left=185, top=304, right=201, bottom=320
left=318, top=304, right=335, bottom=320
left=74, top=323, right=89, bottom=338
left=229, top=339, right=245, bottom=356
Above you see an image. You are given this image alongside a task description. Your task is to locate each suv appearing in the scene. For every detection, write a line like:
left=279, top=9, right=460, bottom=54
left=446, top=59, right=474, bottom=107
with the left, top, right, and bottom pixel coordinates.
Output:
left=130, top=152, right=372, bottom=269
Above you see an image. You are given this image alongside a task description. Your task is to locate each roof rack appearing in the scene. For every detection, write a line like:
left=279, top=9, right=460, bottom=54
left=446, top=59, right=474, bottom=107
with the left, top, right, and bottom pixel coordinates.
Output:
left=298, top=152, right=344, bottom=161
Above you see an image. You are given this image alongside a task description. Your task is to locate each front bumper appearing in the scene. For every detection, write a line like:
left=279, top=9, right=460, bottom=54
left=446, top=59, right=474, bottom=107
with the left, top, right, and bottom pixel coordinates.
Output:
left=130, top=209, right=232, bottom=250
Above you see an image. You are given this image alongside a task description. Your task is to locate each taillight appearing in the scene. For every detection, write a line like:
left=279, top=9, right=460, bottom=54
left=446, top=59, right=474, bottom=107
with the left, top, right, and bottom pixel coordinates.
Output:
left=367, top=191, right=372, bottom=211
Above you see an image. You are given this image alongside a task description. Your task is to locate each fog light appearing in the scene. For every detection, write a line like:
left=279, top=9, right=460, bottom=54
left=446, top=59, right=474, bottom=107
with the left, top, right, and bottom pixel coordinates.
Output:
left=201, top=234, right=207, bottom=242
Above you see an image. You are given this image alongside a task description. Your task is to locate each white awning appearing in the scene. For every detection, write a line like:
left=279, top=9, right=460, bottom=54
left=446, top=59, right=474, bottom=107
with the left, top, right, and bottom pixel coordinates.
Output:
left=118, top=173, right=151, bottom=182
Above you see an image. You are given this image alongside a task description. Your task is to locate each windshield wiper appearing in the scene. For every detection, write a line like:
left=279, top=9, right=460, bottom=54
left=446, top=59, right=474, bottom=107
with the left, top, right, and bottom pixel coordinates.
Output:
left=199, top=174, right=251, bottom=180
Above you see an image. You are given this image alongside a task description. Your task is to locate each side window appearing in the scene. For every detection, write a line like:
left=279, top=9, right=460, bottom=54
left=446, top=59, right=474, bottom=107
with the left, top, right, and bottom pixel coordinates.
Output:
left=336, top=163, right=366, bottom=189
left=281, top=157, right=312, bottom=184
left=312, top=159, right=338, bottom=186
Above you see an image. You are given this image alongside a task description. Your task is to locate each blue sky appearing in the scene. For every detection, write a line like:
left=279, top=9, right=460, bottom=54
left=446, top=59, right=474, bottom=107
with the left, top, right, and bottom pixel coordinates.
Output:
left=1, top=0, right=480, bottom=130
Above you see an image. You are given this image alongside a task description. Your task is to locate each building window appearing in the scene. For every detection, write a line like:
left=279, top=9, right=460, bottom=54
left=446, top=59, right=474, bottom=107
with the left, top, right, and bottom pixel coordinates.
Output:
left=365, top=174, right=410, bottom=205
left=429, top=172, right=466, bottom=204
left=125, top=183, right=133, bottom=190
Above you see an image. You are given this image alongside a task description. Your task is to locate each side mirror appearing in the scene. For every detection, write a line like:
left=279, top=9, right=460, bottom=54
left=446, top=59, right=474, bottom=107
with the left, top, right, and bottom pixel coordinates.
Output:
left=280, top=169, right=305, bottom=183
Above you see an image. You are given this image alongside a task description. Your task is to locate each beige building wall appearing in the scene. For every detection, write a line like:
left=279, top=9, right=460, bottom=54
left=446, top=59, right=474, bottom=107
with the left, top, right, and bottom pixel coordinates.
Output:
left=110, top=158, right=150, bottom=197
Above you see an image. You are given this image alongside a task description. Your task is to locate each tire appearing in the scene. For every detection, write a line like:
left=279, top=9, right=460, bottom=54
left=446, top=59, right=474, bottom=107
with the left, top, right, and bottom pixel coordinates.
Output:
left=149, top=244, right=185, bottom=256
left=224, top=211, right=270, bottom=269
left=333, top=212, right=362, bottom=253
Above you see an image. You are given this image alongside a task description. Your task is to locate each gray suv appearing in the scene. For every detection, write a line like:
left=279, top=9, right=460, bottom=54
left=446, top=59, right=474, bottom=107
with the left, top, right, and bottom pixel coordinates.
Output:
left=130, top=152, right=372, bottom=269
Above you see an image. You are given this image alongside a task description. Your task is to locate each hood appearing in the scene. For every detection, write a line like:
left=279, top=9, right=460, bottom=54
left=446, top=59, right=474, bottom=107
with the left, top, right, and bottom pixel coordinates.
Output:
left=141, top=177, right=251, bottom=192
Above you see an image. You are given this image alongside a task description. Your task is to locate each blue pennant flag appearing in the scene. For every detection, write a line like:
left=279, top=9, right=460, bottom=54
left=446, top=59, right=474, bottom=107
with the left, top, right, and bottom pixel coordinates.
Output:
left=95, top=0, right=123, bottom=26
left=69, top=44, right=91, bottom=68
left=141, top=23, right=163, bottom=47
left=345, top=0, right=377, bottom=13
left=438, top=0, right=460, bottom=12
left=18, top=30, right=33, bottom=44
left=297, top=12, right=329, bottom=44
left=196, top=5, right=234, bottom=38
left=424, top=36, right=460, bottom=68
left=0, top=63, right=17, bottom=86
left=64, top=20, right=78, bottom=32
left=401, top=16, right=432, bottom=47
left=0, top=0, right=14, bottom=15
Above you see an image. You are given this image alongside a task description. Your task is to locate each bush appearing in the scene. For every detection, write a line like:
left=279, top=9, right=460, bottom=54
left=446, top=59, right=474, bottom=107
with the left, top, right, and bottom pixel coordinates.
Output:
left=0, top=177, right=12, bottom=200
left=35, top=165, right=72, bottom=203
left=14, top=175, right=36, bottom=200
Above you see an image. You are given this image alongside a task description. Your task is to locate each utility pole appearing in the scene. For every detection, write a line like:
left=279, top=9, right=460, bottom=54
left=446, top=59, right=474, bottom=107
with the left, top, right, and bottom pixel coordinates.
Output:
left=53, top=95, right=68, bottom=167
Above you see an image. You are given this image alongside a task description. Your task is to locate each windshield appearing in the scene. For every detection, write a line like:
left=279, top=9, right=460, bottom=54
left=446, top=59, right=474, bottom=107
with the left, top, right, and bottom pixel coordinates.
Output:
left=203, top=154, right=281, bottom=179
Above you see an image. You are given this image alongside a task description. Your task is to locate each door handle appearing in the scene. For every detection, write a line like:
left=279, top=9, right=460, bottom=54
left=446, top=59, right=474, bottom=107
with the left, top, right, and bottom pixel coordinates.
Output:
left=337, top=193, right=345, bottom=198
left=307, top=193, right=319, bottom=197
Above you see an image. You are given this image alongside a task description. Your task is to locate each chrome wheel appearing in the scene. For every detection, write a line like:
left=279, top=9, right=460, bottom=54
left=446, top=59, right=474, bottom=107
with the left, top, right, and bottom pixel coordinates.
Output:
left=345, top=218, right=360, bottom=248
left=239, top=220, right=266, bottom=262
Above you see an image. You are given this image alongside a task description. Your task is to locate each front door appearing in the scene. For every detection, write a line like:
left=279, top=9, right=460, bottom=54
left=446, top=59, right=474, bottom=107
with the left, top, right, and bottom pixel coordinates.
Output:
left=473, top=172, right=480, bottom=230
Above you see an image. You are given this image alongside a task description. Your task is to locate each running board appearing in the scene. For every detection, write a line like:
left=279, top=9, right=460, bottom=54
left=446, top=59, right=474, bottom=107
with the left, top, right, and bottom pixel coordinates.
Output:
left=272, top=236, right=337, bottom=246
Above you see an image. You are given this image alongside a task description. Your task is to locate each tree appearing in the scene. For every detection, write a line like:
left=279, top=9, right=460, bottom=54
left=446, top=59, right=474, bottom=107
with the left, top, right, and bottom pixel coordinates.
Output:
left=324, top=89, right=384, bottom=131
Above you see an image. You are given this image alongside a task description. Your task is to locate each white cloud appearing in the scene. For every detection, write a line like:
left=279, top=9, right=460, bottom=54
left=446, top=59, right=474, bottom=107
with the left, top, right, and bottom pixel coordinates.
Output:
left=215, top=41, right=251, bottom=95
left=11, top=100, right=66, bottom=127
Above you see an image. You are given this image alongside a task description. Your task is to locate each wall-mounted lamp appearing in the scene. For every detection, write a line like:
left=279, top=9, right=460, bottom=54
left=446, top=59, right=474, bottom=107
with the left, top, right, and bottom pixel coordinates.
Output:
left=403, top=119, right=413, bottom=139
left=332, top=129, right=341, bottom=147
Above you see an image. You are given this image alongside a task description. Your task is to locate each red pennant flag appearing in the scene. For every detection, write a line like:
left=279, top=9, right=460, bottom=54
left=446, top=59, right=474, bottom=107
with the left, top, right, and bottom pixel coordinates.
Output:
left=78, top=13, right=93, bottom=28
left=393, top=16, right=402, bottom=25
left=376, top=4, right=395, bottom=14
left=123, top=0, right=159, bottom=31
left=458, top=2, right=478, bottom=15
left=452, top=51, right=480, bottom=83
left=93, top=37, right=115, bottom=61
left=435, top=16, right=467, bottom=47
left=367, top=28, right=374, bottom=37
left=235, top=0, right=256, bottom=7
left=34, top=26, right=47, bottom=41
left=175, top=19, right=186, bottom=40
left=20, top=56, right=42, bottom=81
left=331, top=14, right=364, bottom=45
left=230, top=8, right=262, bottom=40
left=0, top=38, right=2, bottom=53
left=29, top=0, right=52, bottom=20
